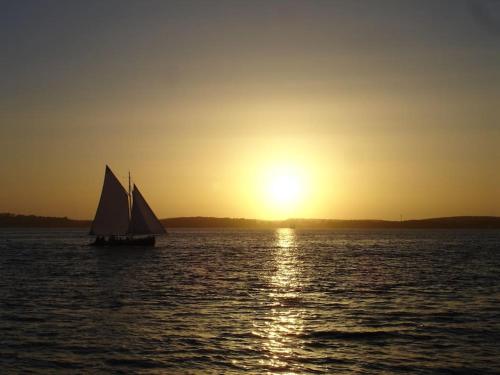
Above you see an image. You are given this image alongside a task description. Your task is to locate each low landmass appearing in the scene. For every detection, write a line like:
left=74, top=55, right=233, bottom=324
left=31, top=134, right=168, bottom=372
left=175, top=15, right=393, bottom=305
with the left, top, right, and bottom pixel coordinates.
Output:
left=0, top=213, right=90, bottom=228
left=162, top=216, right=500, bottom=229
left=1, top=213, right=499, bottom=229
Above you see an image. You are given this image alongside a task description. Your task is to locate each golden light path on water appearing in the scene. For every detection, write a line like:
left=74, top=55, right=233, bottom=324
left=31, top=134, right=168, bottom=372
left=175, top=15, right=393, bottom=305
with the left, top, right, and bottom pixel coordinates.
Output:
left=254, top=228, right=306, bottom=373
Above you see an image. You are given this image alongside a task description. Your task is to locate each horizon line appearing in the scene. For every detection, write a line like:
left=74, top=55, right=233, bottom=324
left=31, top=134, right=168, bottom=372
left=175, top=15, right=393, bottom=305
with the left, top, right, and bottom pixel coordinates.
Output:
left=2, top=212, right=499, bottom=222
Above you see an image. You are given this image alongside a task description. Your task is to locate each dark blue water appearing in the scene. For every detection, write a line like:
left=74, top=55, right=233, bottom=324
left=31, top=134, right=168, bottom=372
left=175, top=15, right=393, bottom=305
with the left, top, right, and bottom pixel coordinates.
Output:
left=0, top=228, right=499, bottom=374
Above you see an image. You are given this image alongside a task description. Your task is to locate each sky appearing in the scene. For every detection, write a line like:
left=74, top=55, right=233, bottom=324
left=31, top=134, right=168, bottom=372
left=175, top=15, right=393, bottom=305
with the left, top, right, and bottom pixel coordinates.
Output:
left=1, top=0, right=499, bottom=220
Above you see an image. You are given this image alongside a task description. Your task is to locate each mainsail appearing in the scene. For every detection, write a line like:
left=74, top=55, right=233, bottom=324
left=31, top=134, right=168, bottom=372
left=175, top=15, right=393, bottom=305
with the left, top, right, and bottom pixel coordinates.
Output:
left=128, top=185, right=166, bottom=235
left=90, top=166, right=130, bottom=236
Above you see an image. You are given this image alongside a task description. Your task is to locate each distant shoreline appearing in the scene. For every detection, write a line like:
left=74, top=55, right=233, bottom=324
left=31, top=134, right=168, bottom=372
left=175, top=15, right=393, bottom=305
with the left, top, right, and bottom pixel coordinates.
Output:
left=1, top=213, right=499, bottom=229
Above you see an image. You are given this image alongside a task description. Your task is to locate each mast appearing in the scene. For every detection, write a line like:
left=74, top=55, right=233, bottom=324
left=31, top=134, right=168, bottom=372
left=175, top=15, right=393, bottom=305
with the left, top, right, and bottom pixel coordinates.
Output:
left=128, top=171, right=132, bottom=220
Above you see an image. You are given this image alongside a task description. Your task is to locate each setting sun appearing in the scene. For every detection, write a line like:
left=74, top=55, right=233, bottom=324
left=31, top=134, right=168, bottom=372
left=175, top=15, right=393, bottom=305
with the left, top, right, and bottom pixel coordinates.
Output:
left=268, top=173, right=302, bottom=206
left=259, top=164, right=309, bottom=219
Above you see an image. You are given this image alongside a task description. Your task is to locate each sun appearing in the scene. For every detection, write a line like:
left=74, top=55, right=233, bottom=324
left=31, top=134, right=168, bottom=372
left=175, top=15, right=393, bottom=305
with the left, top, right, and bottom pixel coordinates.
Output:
left=269, top=173, right=301, bottom=205
left=261, top=165, right=307, bottom=218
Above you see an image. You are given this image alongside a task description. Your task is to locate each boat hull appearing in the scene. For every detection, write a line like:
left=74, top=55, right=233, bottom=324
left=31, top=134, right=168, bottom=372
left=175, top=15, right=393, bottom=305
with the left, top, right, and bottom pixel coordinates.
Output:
left=91, top=236, right=155, bottom=247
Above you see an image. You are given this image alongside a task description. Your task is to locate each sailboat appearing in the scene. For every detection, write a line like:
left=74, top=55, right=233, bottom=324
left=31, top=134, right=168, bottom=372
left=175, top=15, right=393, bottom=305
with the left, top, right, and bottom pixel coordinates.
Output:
left=90, top=165, right=166, bottom=246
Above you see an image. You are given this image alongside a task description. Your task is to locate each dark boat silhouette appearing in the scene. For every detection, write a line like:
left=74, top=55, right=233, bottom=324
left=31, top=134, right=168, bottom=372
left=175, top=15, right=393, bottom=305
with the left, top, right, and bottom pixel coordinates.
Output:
left=89, top=166, right=166, bottom=246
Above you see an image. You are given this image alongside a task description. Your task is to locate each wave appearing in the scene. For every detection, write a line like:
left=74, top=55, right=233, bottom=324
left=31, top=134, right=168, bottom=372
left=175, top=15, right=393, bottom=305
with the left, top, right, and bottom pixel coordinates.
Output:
left=305, top=329, right=397, bottom=340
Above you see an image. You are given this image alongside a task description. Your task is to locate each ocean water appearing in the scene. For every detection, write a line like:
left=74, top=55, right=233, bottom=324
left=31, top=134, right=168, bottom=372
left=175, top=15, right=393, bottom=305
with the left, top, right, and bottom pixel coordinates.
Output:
left=0, top=228, right=499, bottom=374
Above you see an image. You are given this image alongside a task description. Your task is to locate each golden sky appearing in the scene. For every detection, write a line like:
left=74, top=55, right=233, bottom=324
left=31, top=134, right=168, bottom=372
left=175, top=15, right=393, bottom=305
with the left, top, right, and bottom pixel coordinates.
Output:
left=1, top=1, right=499, bottom=219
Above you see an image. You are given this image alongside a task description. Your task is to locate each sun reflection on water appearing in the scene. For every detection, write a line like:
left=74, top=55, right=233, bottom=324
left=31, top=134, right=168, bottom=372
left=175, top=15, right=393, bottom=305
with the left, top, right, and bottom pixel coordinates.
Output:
left=254, top=228, right=305, bottom=373
left=271, top=228, right=299, bottom=293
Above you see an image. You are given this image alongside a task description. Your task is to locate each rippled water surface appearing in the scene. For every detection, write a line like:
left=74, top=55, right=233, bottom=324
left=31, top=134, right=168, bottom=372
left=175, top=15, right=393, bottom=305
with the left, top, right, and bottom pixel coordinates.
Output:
left=0, top=228, right=499, bottom=374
